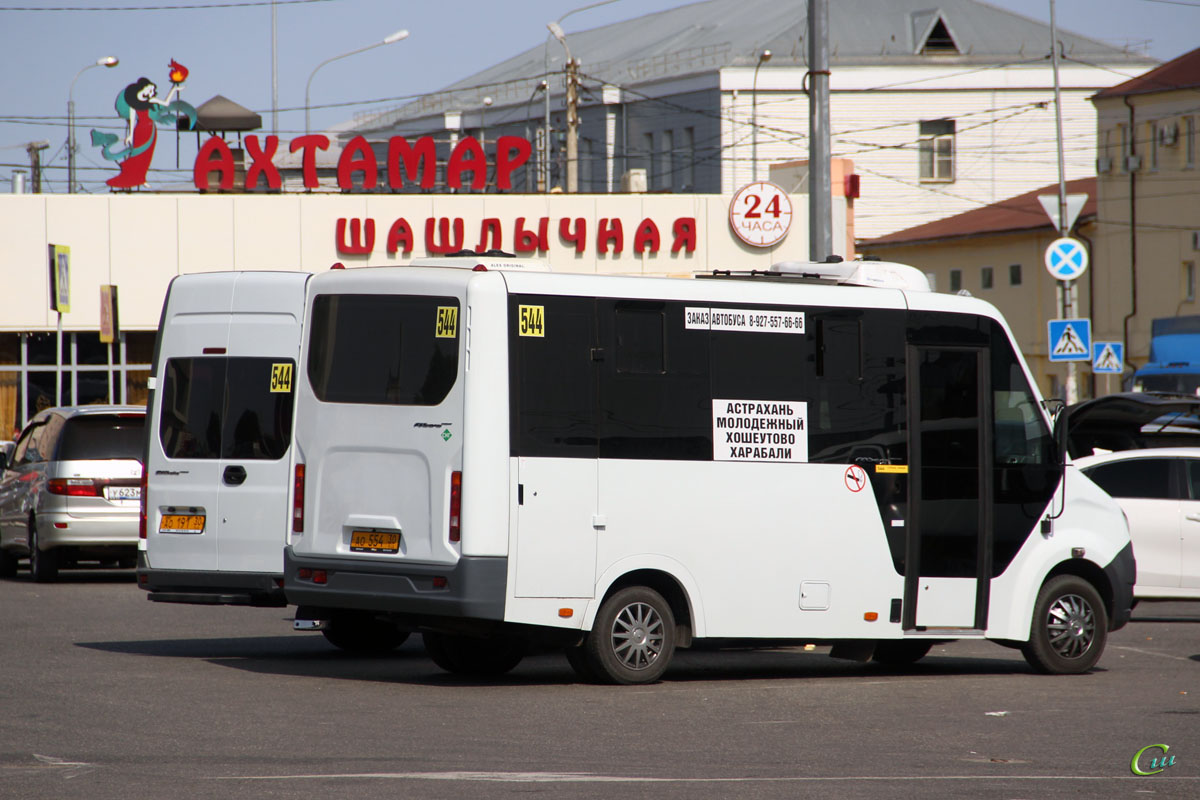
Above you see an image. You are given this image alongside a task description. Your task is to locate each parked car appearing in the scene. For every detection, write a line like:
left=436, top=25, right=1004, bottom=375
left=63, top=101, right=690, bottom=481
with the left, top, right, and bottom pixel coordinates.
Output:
left=1075, top=447, right=1200, bottom=600
left=0, top=406, right=146, bottom=582
left=1067, top=392, right=1200, bottom=458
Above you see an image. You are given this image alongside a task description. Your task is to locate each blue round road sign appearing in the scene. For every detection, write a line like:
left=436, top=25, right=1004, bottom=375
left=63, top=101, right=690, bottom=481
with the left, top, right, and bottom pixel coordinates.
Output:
left=1044, top=237, right=1089, bottom=281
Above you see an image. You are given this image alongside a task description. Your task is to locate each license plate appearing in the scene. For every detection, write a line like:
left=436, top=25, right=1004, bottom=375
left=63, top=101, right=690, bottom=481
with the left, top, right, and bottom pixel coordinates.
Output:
left=160, top=514, right=206, bottom=534
left=350, top=530, right=400, bottom=553
left=106, top=486, right=141, bottom=501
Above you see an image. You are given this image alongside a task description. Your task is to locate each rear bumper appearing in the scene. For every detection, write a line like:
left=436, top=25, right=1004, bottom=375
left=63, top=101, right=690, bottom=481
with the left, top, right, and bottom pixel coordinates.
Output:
left=1104, top=540, right=1136, bottom=632
left=137, top=551, right=286, bottom=607
left=284, top=547, right=507, bottom=623
left=36, top=513, right=138, bottom=548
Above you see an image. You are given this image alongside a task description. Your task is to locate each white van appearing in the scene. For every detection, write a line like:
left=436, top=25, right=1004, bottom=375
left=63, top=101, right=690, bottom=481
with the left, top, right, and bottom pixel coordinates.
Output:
left=139, top=271, right=309, bottom=608
left=284, top=260, right=1134, bottom=683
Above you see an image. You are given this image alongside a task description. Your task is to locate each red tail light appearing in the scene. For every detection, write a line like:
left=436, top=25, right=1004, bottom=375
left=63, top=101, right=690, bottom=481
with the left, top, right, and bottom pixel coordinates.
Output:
left=138, top=465, right=148, bottom=539
left=448, top=470, right=462, bottom=543
left=293, top=463, right=306, bottom=533
left=47, top=478, right=101, bottom=497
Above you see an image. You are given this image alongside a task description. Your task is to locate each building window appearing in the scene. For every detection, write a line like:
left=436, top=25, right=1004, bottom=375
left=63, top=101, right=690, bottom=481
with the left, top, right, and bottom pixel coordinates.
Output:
left=1009, top=264, right=1022, bottom=286
left=660, top=129, right=674, bottom=191
left=949, top=269, right=962, bottom=293
left=1119, top=124, right=1129, bottom=172
left=1149, top=121, right=1159, bottom=170
left=682, top=127, right=695, bottom=189
left=918, top=119, right=955, bottom=182
left=981, top=266, right=994, bottom=290
left=643, top=132, right=654, bottom=186
left=1187, top=116, right=1196, bottom=168
left=1186, top=261, right=1196, bottom=303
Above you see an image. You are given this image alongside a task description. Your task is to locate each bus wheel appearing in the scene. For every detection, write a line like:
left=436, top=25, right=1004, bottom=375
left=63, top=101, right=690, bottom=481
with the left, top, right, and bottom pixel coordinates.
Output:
left=871, top=640, right=933, bottom=666
left=423, top=632, right=525, bottom=677
left=1022, top=575, right=1108, bottom=675
left=321, top=612, right=409, bottom=654
left=584, top=586, right=676, bottom=685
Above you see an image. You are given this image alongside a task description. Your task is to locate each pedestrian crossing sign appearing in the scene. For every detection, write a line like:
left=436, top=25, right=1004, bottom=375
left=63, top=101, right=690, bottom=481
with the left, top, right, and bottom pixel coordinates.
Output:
left=1092, top=341, right=1124, bottom=374
left=1048, top=318, right=1091, bottom=362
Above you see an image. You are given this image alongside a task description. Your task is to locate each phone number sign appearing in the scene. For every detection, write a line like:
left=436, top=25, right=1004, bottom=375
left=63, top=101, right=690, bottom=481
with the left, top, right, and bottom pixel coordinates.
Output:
left=729, top=181, right=793, bottom=248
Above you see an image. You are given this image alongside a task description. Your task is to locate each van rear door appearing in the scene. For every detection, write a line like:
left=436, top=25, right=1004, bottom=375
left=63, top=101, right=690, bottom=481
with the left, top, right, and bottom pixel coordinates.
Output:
left=292, top=271, right=465, bottom=569
left=145, top=271, right=307, bottom=579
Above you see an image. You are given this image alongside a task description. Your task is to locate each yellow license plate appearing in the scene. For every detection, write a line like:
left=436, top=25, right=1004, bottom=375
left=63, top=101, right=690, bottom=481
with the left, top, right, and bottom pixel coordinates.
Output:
left=159, top=514, right=206, bottom=534
left=350, top=530, right=400, bottom=553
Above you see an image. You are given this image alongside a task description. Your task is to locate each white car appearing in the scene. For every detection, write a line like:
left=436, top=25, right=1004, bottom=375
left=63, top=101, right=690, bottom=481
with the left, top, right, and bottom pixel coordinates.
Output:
left=1075, top=448, right=1200, bottom=600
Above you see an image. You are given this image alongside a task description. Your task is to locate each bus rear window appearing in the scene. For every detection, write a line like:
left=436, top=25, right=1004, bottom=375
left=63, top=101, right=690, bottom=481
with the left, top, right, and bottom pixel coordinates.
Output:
left=307, top=294, right=460, bottom=406
left=159, top=357, right=295, bottom=460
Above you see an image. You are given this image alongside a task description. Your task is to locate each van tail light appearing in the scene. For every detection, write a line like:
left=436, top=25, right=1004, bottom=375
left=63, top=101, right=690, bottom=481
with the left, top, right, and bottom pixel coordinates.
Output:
left=47, top=478, right=101, bottom=497
left=293, top=463, right=306, bottom=534
left=448, top=470, right=462, bottom=543
left=138, top=465, right=148, bottom=539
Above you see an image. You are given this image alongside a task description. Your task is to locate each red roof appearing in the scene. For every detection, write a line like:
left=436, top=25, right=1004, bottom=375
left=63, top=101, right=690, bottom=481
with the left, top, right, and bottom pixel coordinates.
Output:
left=862, top=177, right=1096, bottom=246
left=1093, top=46, right=1200, bottom=99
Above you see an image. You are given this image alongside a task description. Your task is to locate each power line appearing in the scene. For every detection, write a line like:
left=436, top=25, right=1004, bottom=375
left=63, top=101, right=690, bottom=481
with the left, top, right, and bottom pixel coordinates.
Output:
left=0, top=0, right=333, bottom=10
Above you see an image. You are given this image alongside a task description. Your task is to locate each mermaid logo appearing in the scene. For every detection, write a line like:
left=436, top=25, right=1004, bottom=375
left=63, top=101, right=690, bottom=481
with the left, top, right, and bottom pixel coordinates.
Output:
left=1131, top=744, right=1177, bottom=776
left=90, top=59, right=197, bottom=189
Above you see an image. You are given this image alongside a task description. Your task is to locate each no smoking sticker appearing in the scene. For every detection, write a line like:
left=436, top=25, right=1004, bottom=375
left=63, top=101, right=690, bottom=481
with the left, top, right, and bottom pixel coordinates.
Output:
left=844, top=465, right=867, bottom=493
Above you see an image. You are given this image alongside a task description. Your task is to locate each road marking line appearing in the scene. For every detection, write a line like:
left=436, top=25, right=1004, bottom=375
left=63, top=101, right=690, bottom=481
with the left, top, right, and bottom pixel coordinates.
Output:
left=1109, top=645, right=1193, bottom=662
left=212, top=771, right=1200, bottom=783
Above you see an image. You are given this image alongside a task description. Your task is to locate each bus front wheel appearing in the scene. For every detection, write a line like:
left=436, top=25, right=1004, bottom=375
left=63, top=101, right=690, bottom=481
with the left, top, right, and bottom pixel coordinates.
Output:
left=583, top=586, right=676, bottom=685
left=1022, top=575, right=1108, bottom=674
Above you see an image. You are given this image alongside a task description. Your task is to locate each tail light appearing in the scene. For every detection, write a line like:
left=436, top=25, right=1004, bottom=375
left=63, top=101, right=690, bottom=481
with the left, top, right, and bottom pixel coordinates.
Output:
left=138, top=465, right=148, bottom=539
left=448, top=470, right=462, bottom=543
left=293, top=463, right=305, bottom=533
left=47, top=478, right=101, bottom=497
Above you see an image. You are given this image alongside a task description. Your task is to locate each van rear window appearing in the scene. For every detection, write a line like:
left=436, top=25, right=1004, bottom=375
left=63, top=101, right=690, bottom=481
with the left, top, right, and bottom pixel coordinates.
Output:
left=307, top=294, right=459, bottom=406
left=59, top=415, right=145, bottom=461
left=159, top=357, right=295, bottom=460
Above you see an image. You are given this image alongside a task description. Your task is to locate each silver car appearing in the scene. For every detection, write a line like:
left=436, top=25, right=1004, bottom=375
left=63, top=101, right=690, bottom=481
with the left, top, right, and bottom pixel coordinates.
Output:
left=0, top=406, right=146, bottom=582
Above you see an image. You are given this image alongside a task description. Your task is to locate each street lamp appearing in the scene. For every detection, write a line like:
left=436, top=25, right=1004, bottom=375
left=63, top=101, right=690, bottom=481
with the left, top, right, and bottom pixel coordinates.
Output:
left=68, top=55, right=119, bottom=194
left=306, top=28, right=409, bottom=135
left=543, top=0, right=625, bottom=192
left=751, top=49, right=771, bottom=183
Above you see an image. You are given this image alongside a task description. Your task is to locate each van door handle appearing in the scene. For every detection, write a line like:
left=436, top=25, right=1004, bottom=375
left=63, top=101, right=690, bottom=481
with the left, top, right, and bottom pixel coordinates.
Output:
left=223, top=465, right=247, bottom=486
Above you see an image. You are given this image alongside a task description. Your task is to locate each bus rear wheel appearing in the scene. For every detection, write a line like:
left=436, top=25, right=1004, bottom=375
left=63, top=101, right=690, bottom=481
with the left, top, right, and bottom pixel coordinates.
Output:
left=583, top=586, right=676, bottom=685
left=871, top=640, right=933, bottom=666
left=1022, top=575, right=1107, bottom=674
left=423, top=632, right=525, bottom=677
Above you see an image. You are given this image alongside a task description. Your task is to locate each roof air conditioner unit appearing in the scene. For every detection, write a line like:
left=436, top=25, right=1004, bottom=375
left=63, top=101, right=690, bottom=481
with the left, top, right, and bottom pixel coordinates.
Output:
left=1126, top=154, right=1142, bottom=172
left=621, top=168, right=647, bottom=193
left=1159, top=123, right=1179, bottom=147
left=1096, top=157, right=1113, bottom=173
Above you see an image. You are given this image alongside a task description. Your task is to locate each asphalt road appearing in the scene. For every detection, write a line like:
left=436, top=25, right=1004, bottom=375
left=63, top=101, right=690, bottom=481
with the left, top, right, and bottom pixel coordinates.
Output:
left=1, top=567, right=1197, bottom=799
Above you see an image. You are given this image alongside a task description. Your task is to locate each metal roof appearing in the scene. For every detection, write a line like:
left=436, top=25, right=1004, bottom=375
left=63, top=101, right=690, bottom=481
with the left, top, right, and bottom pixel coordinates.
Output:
left=350, top=0, right=1152, bottom=132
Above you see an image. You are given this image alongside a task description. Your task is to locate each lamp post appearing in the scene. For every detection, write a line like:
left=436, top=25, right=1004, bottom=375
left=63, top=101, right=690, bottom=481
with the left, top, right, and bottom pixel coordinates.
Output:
left=545, top=21, right=581, bottom=192
left=543, top=0, right=625, bottom=193
left=306, top=28, right=408, bottom=135
left=68, top=55, right=119, bottom=194
left=751, top=49, right=771, bottom=183
left=525, top=81, right=547, bottom=191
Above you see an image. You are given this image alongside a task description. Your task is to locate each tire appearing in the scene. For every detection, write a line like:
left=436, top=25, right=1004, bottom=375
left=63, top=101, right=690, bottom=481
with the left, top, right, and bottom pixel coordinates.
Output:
left=422, top=632, right=525, bottom=677
left=583, top=586, right=676, bottom=685
left=321, top=612, right=410, bottom=654
left=564, top=645, right=600, bottom=682
left=0, top=548, right=17, bottom=579
left=1021, top=575, right=1108, bottom=675
left=872, top=640, right=933, bottom=666
left=28, top=520, right=59, bottom=583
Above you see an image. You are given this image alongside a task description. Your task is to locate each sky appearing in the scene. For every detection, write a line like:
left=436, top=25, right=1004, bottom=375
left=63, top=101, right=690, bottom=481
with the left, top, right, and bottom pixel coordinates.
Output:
left=1, top=0, right=1196, bottom=194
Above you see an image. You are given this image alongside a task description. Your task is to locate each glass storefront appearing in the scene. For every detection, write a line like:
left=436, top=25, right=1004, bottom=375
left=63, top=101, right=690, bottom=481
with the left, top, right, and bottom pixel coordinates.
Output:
left=0, top=331, right=154, bottom=439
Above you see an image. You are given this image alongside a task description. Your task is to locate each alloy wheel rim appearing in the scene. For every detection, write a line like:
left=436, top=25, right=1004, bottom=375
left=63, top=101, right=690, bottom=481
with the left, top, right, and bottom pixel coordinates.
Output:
left=610, top=601, right=664, bottom=670
left=1046, top=593, right=1095, bottom=659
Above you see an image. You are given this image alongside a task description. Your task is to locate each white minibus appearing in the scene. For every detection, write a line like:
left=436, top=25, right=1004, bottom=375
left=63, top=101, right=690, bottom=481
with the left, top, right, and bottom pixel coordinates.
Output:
left=284, top=260, right=1134, bottom=683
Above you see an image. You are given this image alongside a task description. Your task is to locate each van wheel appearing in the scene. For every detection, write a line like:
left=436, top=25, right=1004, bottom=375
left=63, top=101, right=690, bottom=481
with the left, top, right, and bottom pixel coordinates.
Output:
left=321, top=612, right=409, bottom=654
left=564, top=645, right=599, bottom=682
left=584, top=586, right=676, bottom=685
left=423, top=632, right=525, bottom=677
left=872, top=640, right=933, bottom=666
left=28, top=520, right=59, bottom=583
left=1022, top=575, right=1108, bottom=674
left=0, top=548, right=17, bottom=579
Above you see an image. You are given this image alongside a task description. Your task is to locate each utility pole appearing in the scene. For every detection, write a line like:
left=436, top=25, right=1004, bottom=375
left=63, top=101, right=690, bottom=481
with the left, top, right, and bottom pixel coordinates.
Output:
left=807, top=0, right=832, bottom=260
left=26, top=141, right=49, bottom=193
left=566, top=57, right=580, bottom=193
left=1049, top=0, right=1078, bottom=403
